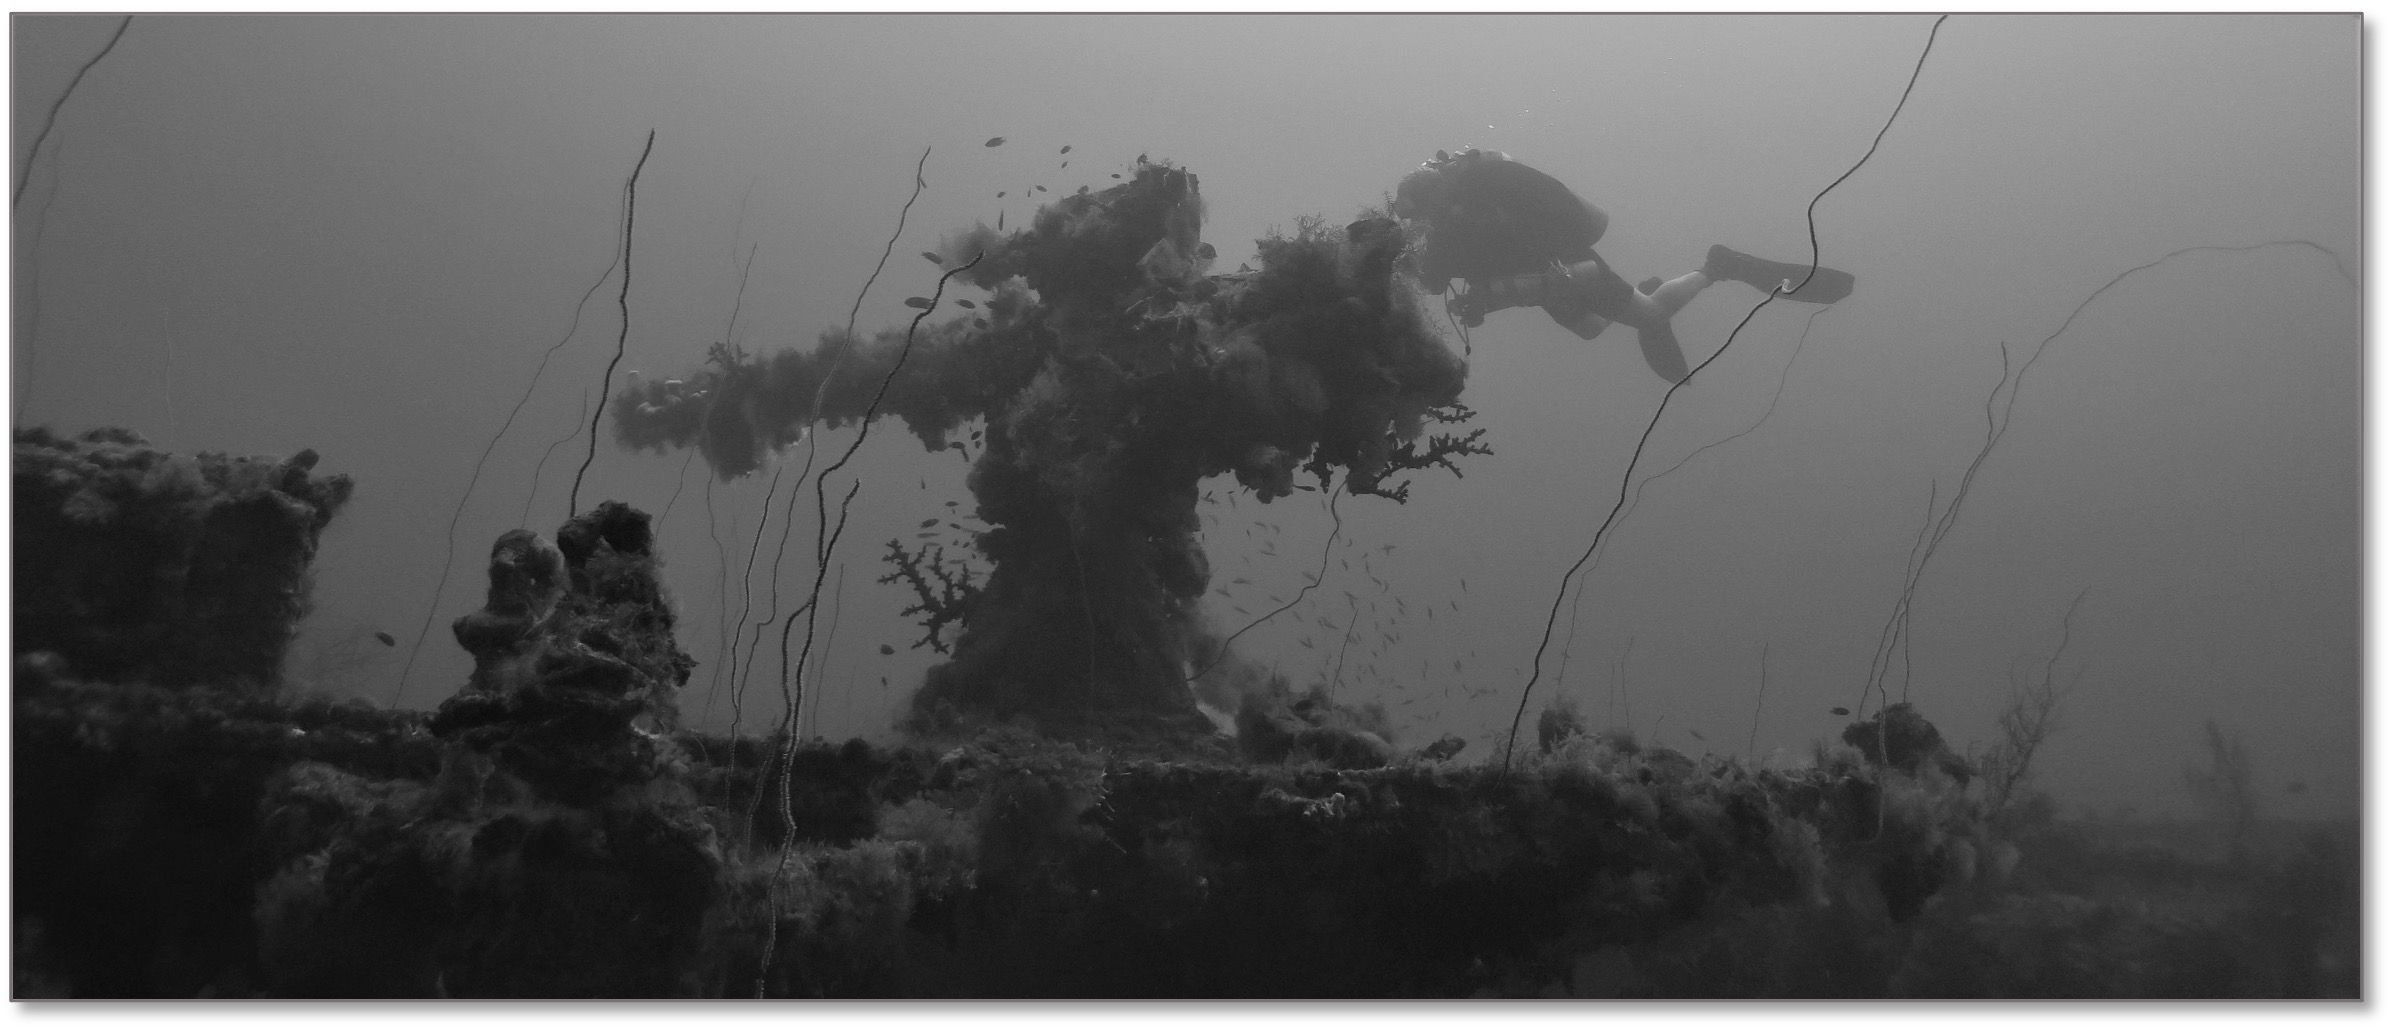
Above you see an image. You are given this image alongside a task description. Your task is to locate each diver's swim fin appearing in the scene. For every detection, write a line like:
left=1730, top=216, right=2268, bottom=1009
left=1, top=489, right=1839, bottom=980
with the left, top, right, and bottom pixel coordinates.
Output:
left=1704, top=245, right=1854, bottom=304
left=1637, top=322, right=1690, bottom=384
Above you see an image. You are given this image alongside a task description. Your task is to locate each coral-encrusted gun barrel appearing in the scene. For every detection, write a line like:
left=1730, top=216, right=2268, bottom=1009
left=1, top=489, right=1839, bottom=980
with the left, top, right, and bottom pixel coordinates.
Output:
left=610, top=161, right=1483, bottom=733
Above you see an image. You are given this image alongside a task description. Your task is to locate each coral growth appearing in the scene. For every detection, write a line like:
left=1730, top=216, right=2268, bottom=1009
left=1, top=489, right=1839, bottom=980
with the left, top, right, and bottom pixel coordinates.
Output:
left=251, top=501, right=724, bottom=996
left=427, top=501, right=696, bottom=804
left=613, top=161, right=1479, bottom=735
left=17, top=658, right=2359, bottom=997
left=1233, top=684, right=1397, bottom=769
left=877, top=538, right=980, bottom=654
left=1842, top=702, right=1976, bottom=785
left=13, top=427, right=353, bottom=689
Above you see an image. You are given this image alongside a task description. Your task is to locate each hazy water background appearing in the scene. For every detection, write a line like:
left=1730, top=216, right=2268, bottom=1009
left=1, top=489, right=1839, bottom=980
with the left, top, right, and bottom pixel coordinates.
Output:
left=11, top=14, right=2356, bottom=821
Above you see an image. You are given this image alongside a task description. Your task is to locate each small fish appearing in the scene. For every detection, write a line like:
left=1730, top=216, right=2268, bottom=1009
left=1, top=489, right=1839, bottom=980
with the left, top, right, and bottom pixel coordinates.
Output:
left=1035, top=185, right=1047, bottom=192
left=1300, top=637, right=1314, bottom=649
left=374, top=632, right=396, bottom=647
left=984, top=136, right=1006, bottom=147
left=880, top=644, right=896, bottom=655
left=1453, top=659, right=1463, bottom=672
left=1233, top=606, right=1250, bottom=615
left=1060, top=144, right=1072, bottom=154
left=920, top=251, right=943, bottom=265
left=916, top=531, right=938, bottom=539
left=1231, top=577, right=1250, bottom=585
left=903, top=296, right=933, bottom=309
left=919, top=518, right=939, bottom=528
left=955, top=299, right=976, bottom=309
left=1061, top=161, right=1069, bottom=168
left=998, top=191, right=1007, bottom=197
left=1688, top=729, right=1705, bottom=742
left=1830, top=707, right=1851, bottom=716
left=997, top=212, right=1005, bottom=230
left=949, top=522, right=967, bottom=531
left=945, top=500, right=959, bottom=508
left=1111, top=173, right=1122, bottom=179
left=1215, top=587, right=1232, bottom=598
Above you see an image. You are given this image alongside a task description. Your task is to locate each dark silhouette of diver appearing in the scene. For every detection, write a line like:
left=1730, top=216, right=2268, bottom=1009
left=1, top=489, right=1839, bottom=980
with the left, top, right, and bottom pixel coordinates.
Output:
left=1392, top=148, right=1854, bottom=382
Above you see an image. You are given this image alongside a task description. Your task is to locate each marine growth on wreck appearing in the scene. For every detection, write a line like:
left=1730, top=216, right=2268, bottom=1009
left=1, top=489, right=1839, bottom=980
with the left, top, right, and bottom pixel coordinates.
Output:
left=613, top=161, right=1488, bottom=740
left=8, top=12, right=2360, bottom=1002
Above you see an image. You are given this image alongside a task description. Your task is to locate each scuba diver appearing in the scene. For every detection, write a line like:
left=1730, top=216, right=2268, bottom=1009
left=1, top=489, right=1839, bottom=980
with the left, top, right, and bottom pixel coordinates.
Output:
left=1392, top=148, right=1855, bottom=383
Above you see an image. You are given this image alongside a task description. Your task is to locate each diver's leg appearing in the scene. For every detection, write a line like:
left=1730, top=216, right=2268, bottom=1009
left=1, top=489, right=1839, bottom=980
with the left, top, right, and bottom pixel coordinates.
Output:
left=1563, top=263, right=1698, bottom=384
left=1541, top=302, right=1609, bottom=341
left=1634, top=270, right=1712, bottom=321
left=1703, top=245, right=1856, bottom=303
left=1635, top=322, right=1690, bottom=383
left=1619, top=275, right=1703, bottom=384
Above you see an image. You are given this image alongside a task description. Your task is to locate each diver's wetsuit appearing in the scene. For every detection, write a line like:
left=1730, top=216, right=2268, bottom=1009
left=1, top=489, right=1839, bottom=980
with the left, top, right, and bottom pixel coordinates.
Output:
left=1409, top=157, right=1610, bottom=289
left=1395, top=149, right=1852, bottom=383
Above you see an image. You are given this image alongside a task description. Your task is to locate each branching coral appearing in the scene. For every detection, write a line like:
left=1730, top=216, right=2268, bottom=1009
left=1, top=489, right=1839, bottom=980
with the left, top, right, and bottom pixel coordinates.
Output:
left=878, top=539, right=981, bottom=654
left=1357, top=402, right=1490, bottom=504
